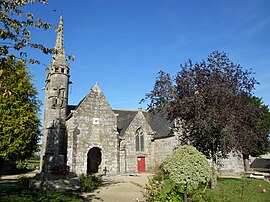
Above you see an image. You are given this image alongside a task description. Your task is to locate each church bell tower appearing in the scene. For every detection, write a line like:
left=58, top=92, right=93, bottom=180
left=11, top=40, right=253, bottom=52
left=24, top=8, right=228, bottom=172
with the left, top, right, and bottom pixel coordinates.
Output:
left=41, top=16, right=70, bottom=172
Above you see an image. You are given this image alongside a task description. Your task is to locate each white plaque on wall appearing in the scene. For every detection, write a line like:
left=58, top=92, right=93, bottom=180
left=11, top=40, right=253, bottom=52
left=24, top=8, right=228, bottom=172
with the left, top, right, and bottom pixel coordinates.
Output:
left=93, top=118, right=100, bottom=125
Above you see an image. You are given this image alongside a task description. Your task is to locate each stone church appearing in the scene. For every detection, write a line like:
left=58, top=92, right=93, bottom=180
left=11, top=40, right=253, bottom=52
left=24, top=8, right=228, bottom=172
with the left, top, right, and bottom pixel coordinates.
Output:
left=40, top=16, right=244, bottom=176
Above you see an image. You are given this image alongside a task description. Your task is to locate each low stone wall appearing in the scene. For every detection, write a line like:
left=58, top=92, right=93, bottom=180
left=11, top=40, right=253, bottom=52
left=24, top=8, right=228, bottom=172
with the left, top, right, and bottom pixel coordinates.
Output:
left=218, top=151, right=245, bottom=174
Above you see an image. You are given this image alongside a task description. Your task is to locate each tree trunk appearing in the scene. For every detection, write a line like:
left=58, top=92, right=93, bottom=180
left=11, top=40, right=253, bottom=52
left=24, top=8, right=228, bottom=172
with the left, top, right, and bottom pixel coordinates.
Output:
left=210, top=154, right=218, bottom=189
left=184, top=191, right=188, bottom=202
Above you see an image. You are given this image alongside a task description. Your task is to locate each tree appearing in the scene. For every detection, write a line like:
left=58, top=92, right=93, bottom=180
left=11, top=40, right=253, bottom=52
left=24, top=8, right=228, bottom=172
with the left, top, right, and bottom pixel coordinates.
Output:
left=239, top=96, right=270, bottom=170
left=143, top=51, right=268, bottom=187
left=0, top=0, right=54, bottom=64
left=163, top=145, right=211, bottom=202
left=250, top=97, right=270, bottom=156
left=0, top=56, right=40, bottom=168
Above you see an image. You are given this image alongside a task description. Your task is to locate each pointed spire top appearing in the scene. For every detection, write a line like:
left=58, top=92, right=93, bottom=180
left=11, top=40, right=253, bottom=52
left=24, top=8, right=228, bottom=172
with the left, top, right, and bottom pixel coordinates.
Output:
left=52, top=16, right=66, bottom=64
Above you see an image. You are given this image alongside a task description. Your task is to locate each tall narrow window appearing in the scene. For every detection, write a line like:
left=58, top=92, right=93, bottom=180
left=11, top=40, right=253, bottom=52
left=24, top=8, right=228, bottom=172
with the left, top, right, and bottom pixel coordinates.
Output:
left=135, top=128, right=144, bottom=151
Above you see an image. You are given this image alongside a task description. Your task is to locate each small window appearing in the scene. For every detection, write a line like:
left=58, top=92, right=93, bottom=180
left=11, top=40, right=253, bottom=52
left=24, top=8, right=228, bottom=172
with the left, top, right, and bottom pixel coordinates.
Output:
left=55, top=67, right=59, bottom=72
left=135, top=128, right=144, bottom=152
left=61, top=68, right=64, bottom=73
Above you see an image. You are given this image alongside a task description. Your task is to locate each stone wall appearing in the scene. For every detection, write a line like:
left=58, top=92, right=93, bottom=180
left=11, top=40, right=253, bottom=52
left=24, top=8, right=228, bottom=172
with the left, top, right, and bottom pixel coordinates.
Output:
left=152, top=136, right=178, bottom=169
left=218, top=151, right=245, bottom=174
left=119, top=111, right=154, bottom=174
left=66, top=84, right=119, bottom=175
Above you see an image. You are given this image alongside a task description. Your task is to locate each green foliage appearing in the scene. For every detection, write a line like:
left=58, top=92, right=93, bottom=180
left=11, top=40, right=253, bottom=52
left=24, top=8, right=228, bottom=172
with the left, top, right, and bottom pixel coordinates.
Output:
left=145, top=171, right=270, bottom=202
left=0, top=1, right=75, bottom=64
left=0, top=57, right=40, bottom=162
left=143, top=51, right=268, bottom=161
left=144, top=171, right=184, bottom=202
left=0, top=0, right=54, bottom=63
left=144, top=170, right=212, bottom=202
left=249, top=97, right=270, bottom=157
left=79, top=174, right=102, bottom=192
left=163, top=145, right=211, bottom=193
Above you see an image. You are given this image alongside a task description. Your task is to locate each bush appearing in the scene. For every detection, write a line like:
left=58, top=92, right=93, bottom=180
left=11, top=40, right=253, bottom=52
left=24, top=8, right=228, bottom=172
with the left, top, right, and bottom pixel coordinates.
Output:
left=163, top=145, right=211, bottom=192
left=144, top=171, right=184, bottom=202
left=80, top=174, right=102, bottom=192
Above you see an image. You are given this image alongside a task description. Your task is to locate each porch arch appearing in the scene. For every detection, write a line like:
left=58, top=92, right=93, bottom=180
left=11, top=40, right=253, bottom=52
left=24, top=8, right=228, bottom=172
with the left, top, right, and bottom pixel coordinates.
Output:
left=87, top=147, right=102, bottom=174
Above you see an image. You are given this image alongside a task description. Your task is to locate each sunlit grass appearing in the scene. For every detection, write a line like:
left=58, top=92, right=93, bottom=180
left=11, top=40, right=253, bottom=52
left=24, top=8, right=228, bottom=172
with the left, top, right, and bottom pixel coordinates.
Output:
left=208, top=178, right=270, bottom=202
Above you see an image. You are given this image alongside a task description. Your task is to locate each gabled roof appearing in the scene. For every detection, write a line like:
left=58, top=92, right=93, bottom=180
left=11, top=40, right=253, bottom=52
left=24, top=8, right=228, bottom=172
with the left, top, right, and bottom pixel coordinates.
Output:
left=113, top=109, right=139, bottom=136
left=65, top=83, right=173, bottom=139
left=150, top=112, right=173, bottom=139
left=66, top=83, right=105, bottom=117
left=113, top=109, right=173, bottom=139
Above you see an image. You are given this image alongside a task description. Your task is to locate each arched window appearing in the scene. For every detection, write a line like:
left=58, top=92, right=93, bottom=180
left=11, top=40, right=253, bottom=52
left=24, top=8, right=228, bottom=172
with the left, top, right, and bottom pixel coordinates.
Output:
left=135, top=128, right=144, bottom=151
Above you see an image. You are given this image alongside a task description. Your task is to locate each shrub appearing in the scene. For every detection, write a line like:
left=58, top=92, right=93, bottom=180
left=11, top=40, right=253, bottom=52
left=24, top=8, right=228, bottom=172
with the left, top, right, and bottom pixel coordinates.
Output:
left=80, top=174, right=102, bottom=192
left=144, top=171, right=184, bottom=202
left=163, top=145, right=211, bottom=200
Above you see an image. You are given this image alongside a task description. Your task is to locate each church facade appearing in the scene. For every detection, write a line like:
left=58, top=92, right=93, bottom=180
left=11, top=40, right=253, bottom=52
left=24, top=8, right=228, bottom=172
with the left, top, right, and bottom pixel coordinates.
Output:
left=40, top=17, right=244, bottom=176
left=40, top=16, right=181, bottom=175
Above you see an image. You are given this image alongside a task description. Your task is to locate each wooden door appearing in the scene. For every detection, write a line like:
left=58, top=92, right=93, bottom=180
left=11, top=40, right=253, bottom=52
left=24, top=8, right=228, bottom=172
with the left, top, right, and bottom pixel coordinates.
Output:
left=137, top=157, right=146, bottom=173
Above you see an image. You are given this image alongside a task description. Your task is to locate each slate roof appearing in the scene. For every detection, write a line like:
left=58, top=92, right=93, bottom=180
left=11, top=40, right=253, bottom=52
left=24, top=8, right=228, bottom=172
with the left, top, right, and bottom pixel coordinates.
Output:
left=66, top=106, right=173, bottom=139
left=250, top=158, right=270, bottom=169
left=113, top=109, right=173, bottom=139
left=112, top=109, right=138, bottom=136
left=148, top=111, right=173, bottom=139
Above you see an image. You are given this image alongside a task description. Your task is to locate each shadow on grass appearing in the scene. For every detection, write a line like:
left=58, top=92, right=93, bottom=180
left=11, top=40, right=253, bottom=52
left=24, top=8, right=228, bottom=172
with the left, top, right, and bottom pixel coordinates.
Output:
left=0, top=186, right=84, bottom=202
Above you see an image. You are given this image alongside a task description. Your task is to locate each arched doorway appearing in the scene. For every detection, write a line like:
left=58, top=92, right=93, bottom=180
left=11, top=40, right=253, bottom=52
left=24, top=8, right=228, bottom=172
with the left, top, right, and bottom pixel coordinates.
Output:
left=87, top=147, right=102, bottom=174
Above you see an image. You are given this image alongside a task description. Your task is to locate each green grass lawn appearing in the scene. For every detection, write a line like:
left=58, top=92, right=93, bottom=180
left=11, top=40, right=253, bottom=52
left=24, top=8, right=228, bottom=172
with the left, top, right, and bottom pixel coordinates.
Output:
left=0, top=188, right=84, bottom=202
left=147, top=174, right=270, bottom=202
left=208, top=178, right=270, bottom=202
left=0, top=178, right=84, bottom=202
left=26, top=159, right=40, bottom=170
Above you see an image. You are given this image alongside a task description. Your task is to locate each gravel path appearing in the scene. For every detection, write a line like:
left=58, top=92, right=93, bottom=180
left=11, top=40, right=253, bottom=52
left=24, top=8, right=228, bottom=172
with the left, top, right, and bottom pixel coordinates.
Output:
left=83, top=173, right=151, bottom=202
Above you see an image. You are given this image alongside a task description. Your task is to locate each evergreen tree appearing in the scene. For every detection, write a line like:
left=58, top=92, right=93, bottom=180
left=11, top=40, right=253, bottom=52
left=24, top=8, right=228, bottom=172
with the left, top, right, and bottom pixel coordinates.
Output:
left=0, top=56, right=40, bottom=166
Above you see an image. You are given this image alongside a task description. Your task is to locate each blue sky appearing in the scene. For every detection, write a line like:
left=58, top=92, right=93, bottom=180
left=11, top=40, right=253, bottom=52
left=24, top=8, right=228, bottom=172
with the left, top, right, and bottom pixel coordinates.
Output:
left=26, top=0, right=270, bottom=113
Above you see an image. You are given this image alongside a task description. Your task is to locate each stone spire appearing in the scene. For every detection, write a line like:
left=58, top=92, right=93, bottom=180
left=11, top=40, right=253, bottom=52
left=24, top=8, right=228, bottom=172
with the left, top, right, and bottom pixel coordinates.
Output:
left=52, top=16, right=66, bottom=65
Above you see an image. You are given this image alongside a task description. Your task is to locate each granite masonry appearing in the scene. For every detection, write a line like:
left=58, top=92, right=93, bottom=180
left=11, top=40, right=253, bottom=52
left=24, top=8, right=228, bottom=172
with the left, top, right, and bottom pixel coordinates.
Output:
left=40, top=16, right=245, bottom=176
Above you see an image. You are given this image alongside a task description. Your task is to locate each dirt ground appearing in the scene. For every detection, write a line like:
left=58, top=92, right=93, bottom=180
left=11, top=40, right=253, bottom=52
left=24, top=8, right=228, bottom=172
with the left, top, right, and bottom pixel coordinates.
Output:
left=83, top=173, right=151, bottom=202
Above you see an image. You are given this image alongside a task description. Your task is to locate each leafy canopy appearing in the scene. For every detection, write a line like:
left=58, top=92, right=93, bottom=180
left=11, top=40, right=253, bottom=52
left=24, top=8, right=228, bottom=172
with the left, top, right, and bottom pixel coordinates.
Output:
left=0, top=56, right=40, bottom=161
left=143, top=51, right=269, bottom=160
left=0, top=0, right=55, bottom=64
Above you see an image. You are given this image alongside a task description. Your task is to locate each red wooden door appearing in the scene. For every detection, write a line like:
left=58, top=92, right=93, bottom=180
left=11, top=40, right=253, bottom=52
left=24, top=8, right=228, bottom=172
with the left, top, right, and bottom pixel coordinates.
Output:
left=137, top=157, right=146, bottom=173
